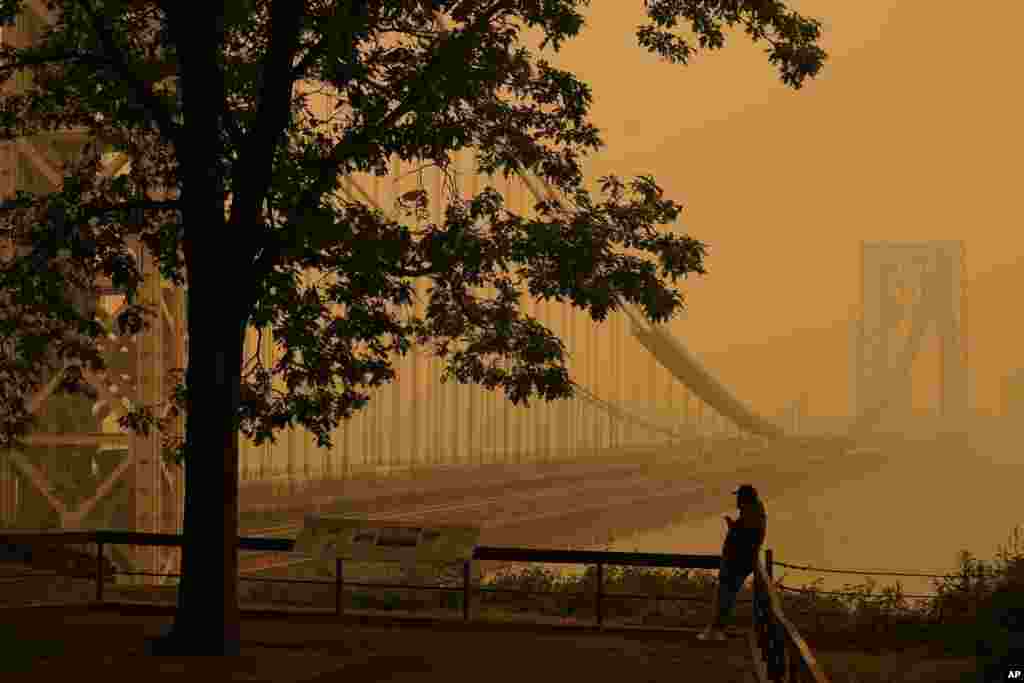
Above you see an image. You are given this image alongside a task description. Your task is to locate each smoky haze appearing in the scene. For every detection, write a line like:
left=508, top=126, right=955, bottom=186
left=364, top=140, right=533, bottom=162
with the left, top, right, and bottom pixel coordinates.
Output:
left=5, top=0, right=1021, bottom=625
left=534, top=0, right=1023, bottom=418
left=503, top=0, right=1024, bottom=591
left=235, top=0, right=1021, bottom=588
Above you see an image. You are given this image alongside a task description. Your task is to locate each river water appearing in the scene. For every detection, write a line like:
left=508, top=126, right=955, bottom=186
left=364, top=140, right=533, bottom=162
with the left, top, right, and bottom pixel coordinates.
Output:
left=588, top=431, right=1024, bottom=600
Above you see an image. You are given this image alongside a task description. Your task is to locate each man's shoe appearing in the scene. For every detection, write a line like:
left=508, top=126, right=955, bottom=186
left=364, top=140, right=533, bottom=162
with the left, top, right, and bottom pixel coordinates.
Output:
left=697, top=626, right=727, bottom=641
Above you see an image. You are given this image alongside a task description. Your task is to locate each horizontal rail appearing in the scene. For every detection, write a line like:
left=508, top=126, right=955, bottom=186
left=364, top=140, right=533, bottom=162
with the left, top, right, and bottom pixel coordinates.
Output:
left=2, top=528, right=826, bottom=681
left=772, top=560, right=956, bottom=579
left=0, top=532, right=100, bottom=546
left=472, top=546, right=720, bottom=569
left=0, top=530, right=727, bottom=628
left=777, top=584, right=938, bottom=600
left=1, top=531, right=293, bottom=552
left=1, top=532, right=722, bottom=569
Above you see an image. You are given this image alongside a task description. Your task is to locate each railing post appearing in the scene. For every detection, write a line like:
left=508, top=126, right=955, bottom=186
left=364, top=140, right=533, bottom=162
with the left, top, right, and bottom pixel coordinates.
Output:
left=95, top=540, right=104, bottom=603
left=595, top=562, right=604, bottom=628
left=463, top=559, right=471, bottom=621
left=335, top=557, right=344, bottom=617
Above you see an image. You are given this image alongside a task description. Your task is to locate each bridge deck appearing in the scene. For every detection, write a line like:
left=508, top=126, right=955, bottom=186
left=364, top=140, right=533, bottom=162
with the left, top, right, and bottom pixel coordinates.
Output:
left=1, top=603, right=758, bottom=682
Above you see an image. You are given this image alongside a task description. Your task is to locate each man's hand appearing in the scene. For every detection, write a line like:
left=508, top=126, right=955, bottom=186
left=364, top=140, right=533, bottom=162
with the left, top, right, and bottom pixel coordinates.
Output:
left=723, top=515, right=735, bottom=528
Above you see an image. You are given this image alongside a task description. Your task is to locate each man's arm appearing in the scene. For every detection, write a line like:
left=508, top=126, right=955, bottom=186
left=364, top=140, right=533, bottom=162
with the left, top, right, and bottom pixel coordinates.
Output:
left=724, top=504, right=766, bottom=558
left=735, top=503, right=767, bottom=547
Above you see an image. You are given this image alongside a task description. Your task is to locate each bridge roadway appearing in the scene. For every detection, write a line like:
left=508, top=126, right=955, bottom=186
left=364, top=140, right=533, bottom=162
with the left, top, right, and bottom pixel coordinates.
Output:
left=237, top=436, right=884, bottom=576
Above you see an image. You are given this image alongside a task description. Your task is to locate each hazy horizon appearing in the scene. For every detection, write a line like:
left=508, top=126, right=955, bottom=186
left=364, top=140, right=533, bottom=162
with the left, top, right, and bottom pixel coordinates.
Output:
left=518, top=0, right=1023, bottom=418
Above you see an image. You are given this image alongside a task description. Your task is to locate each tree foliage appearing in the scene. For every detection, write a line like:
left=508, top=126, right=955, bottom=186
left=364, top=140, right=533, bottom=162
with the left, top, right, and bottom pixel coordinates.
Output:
left=0, top=0, right=827, bottom=465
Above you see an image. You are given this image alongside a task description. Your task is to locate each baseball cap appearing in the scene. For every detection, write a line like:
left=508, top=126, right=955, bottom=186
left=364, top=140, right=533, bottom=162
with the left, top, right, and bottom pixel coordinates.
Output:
left=733, top=484, right=757, bottom=498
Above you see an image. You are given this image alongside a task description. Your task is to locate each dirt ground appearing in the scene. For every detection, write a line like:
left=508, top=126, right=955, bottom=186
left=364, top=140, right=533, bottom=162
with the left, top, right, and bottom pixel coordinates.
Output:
left=1, top=604, right=758, bottom=683
left=0, top=603, right=983, bottom=682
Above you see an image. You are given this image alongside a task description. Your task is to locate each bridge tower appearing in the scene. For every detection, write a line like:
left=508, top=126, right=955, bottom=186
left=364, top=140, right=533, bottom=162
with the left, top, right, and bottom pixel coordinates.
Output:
left=851, top=241, right=968, bottom=436
left=0, top=3, right=185, bottom=585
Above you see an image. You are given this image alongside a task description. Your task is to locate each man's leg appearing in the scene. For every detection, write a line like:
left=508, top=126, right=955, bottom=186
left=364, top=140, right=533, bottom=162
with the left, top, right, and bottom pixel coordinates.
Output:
left=707, top=573, right=720, bottom=621
left=714, top=570, right=740, bottom=629
left=701, top=560, right=735, bottom=640
left=715, top=565, right=754, bottom=629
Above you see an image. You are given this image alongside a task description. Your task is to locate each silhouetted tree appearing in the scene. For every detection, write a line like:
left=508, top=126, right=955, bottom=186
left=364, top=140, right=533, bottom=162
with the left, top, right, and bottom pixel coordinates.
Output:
left=0, top=0, right=826, bottom=655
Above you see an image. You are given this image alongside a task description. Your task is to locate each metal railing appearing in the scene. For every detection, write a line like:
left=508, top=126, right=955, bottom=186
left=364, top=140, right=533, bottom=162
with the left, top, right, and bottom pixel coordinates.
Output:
left=766, top=556, right=968, bottom=634
left=2, top=529, right=829, bottom=680
left=1, top=530, right=730, bottom=623
left=752, top=549, right=830, bottom=683
left=473, top=545, right=724, bottom=625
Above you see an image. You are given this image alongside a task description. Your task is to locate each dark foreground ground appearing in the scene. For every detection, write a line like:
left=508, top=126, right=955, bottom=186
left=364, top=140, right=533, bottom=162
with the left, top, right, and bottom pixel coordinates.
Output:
left=0, top=603, right=980, bottom=683
left=1, top=604, right=757, bottom=683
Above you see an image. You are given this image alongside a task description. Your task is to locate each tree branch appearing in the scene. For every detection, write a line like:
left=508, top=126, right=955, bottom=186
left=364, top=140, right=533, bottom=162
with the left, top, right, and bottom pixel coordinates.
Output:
left=232, top=0, right=308, bottom=313
left=450, top=282, right=488, bottom=329
left=0, top=197, right=181, bottom=215
left=73, top=0, right=185, bottom=151
left=252, top=0, right=515, bottom=291
left=388, top=264, right=442, bottom=278
left=0, top=48, right=102, bottom=79
left=231, top=0, right=304, bottom=232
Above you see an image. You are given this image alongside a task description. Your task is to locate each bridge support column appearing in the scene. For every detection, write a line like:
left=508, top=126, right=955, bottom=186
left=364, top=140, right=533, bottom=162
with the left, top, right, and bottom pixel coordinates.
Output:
left=854, top=241, right=968, bottom=435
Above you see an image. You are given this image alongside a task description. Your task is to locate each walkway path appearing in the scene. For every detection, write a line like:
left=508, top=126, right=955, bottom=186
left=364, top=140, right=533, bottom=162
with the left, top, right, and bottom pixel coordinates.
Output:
left=2, top=604, right=758, bottom=682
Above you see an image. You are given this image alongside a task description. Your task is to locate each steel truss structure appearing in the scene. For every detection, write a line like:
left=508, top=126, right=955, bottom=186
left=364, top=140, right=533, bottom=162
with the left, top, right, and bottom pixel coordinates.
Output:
left=0, top=2, right=184, bottom=585
left=850, top=241, right=968, bottom=434
left=0, top=5, right=758, bottom=584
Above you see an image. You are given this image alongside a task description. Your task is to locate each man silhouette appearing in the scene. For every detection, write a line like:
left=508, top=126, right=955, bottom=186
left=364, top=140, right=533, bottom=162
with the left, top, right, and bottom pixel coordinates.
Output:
left=699, top=484, right=767, bottom=641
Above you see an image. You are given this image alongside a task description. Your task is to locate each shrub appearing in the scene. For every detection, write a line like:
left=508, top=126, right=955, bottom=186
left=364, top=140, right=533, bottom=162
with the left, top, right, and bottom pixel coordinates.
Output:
left=970, top=526, right=1024, bottom=677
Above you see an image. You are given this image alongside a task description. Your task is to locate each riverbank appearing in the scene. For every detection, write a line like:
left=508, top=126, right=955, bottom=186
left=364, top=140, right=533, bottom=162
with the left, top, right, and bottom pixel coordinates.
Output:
left=236, top=440, right=889, bottom=585
left=480, top=442, right=889, bottom=552
left=605, top=433, right=1012, bottom=596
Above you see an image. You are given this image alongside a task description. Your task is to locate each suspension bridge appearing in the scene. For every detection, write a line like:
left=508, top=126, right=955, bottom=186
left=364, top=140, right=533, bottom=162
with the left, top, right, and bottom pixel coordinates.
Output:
left=0, top=5, right=969, bottom=589
left=0, top=140, right=809, bottom=579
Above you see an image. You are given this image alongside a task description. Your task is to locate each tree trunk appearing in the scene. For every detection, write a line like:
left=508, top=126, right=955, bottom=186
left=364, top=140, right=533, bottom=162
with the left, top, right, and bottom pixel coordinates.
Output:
left=149, top=271, right=246, bottom=656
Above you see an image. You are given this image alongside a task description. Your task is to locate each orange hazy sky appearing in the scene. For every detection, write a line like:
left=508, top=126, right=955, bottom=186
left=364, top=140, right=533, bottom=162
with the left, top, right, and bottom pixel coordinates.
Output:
left=514, top=0, right=1023, bottom=416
